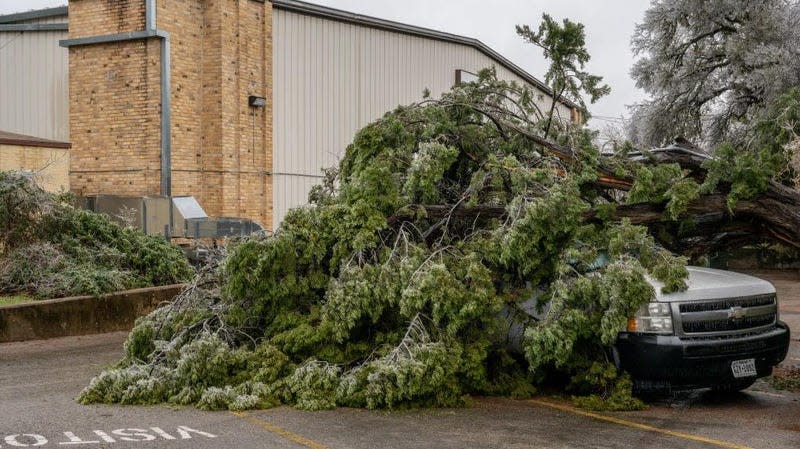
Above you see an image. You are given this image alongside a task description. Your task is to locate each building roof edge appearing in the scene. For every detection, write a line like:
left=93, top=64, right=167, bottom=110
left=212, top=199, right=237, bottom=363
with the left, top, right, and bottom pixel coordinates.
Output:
left=0, top=130, right=71, bottom=149
left=0, top=6, right=68, bottom=24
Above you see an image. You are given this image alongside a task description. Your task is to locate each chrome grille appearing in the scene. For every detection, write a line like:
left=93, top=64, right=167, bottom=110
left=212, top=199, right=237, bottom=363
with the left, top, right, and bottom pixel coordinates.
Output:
left=679, top=294, right=775, bottom=313
left=678, top=293, right=777, bottom=335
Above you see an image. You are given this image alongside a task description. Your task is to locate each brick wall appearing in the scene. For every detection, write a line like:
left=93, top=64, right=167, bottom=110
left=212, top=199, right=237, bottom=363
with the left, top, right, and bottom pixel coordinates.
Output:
left=67, top=0, right=273, bottom=229
left=156, top=0, right=206, bottom=205
left=159, top=0, right=273, bottom=228
left=0, top=144, right=70, bottom=192
left=68, top=0, right=146, bottom=39
left=211, top=0, right=272, bottom=228
left=69, top=31, right=161, bottom=196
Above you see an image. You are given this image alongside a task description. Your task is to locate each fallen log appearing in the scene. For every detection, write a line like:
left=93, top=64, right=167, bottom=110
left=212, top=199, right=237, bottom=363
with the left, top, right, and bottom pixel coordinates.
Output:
left=434, top=101, right=800, bottom=252
left=400, top=169, right=800, bottom=255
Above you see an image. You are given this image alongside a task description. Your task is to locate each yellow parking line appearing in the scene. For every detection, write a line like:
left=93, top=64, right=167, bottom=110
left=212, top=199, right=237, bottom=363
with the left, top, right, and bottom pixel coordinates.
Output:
left=527, top=398, right=751, bottom=449
left=231, top=411, right=330, bottom=449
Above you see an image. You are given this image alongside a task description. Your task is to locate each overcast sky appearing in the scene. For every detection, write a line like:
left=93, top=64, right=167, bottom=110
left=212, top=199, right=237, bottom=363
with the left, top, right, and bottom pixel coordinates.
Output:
left=1, top=0, right=651, bottom=125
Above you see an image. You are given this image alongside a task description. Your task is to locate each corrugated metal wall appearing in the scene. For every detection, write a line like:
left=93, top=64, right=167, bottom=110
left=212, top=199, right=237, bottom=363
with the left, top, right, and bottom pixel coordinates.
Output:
left=272, top=9, right=572, bottom=227
left=0, top=16, right=69, bottom=142
left=15, top=15, right=67, bottom=25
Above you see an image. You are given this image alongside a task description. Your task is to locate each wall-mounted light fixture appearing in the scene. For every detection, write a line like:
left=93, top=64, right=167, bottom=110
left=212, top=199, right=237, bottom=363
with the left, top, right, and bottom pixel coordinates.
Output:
left=248, top=96, right=267, bottom=165
left=248, top=95, right=267, bottom=108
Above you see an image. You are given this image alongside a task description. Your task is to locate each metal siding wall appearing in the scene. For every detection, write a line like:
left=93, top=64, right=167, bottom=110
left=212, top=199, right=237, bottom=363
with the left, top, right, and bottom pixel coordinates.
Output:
left=18, top=16, right=65, bottom=25
left=272, top=10, right=569, bottom=227
left=0, top=27, right=68, bottom=141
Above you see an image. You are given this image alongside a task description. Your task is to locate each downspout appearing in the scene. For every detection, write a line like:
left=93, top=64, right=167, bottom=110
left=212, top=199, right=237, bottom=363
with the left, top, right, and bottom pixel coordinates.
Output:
left=145, top=0, right=156, bottom=32
left=146, top=0, right=173, bottom=238
left=60, top=0, right=171, bottom=198
left=146, top=0, right=172, bottom=198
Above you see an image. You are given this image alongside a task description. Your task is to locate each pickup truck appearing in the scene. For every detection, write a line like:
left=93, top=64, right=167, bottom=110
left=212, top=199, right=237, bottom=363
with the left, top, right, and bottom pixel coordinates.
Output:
left=615, top=266, right=790, bottom=392
left=502, top=266, right=790, bottom=392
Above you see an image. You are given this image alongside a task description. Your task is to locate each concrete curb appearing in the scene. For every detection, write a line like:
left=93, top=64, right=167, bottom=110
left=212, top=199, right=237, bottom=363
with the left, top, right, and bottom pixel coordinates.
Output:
left=0, top=284, right=185, bottom=343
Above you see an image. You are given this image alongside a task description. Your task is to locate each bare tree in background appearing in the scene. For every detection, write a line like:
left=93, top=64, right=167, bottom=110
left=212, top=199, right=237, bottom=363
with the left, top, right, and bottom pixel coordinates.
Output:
left=629, top=0, right=800, bottom=148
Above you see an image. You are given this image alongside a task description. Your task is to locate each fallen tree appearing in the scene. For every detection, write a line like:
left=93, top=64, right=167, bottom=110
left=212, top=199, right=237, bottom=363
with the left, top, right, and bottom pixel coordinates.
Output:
left=78, top=71, right=800, bottom=412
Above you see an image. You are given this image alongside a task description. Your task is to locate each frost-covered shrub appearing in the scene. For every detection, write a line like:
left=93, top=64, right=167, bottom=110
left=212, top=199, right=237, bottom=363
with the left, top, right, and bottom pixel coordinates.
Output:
left=78, top=365, right=152, bottom=405
left=0, top=172, right=192, bottom=298
left=288, top=361, right=341, bottom=411
left=361, top=318, right=464, bottom=409
left=173, top=333, right=248, bottom=388
left=197, top=384, right=271, bottom=411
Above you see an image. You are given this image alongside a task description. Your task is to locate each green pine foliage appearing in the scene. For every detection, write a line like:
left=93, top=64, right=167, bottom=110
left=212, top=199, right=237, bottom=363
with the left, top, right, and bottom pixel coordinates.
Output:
left=0, top=172, right=192, bottom=298
left=701, top=143, right=784, bottom=210
left=79, top=71, right=694, bottom=412
left=700, top=89, right=800, bottom=209
left=571, top=363, right=645, bottom=411
left=627, top=163, right=701, bottom=220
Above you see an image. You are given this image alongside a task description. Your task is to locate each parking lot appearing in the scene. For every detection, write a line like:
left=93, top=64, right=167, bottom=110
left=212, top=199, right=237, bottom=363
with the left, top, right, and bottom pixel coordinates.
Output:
left=1, top=270, right=799, bottom=449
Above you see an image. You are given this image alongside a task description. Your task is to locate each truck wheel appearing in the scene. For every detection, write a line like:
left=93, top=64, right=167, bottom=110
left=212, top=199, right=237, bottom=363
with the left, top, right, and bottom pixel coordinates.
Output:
left=711, top=379, right=756, bottom=392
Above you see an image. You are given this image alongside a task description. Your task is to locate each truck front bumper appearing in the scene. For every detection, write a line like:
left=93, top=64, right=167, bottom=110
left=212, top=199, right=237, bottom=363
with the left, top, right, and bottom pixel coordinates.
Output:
left=615, top=322, right=790, bottom=391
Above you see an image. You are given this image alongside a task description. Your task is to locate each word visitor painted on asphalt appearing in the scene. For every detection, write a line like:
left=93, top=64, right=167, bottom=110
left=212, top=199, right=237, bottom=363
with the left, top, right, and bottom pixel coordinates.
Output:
left=0, top=426, right=215, bottom=447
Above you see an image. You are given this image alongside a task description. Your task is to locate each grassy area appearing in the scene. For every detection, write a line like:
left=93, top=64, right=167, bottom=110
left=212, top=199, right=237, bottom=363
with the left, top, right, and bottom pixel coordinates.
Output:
left=0, top=294, right=35, bottom=306
left=768, top=366, right=800, bottom=392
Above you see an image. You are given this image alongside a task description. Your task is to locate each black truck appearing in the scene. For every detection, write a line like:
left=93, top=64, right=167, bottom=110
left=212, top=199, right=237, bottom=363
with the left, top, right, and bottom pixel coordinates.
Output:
left=615, top=266, right=790, bottom=392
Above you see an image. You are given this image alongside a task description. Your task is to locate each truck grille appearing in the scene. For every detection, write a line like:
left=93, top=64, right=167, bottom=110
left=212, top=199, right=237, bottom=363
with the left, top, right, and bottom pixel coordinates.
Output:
left=679, top=293, right=777, bottom=335
left=679, top=295, right=775, bottom=313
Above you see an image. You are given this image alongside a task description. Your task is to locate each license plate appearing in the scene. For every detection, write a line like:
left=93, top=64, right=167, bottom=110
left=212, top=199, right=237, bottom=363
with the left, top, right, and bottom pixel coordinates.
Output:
left=731, top=358, right=757, bottom=378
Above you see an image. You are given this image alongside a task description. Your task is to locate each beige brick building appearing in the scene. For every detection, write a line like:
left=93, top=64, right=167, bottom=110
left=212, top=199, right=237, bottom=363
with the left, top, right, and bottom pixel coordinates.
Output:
left=0, top=131, right=70, bottom=193
left=64, top=0, right=273, bottom=228
left=1, top=0, right=579, bottom=231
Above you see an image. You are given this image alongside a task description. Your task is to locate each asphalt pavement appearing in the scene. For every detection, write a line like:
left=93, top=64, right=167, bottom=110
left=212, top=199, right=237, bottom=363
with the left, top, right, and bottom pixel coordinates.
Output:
left=1, top=268, right=800, bottom=448
left=1, top=331, right=798, bottom=449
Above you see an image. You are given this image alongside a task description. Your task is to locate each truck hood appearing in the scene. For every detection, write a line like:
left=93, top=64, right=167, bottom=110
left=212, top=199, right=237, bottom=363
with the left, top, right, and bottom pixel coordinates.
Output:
left=649, top=266, right=775, bottom=302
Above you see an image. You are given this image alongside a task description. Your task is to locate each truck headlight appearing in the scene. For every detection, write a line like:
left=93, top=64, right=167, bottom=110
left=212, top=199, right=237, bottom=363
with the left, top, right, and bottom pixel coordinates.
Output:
left=627, top=302, right=673, bottom=334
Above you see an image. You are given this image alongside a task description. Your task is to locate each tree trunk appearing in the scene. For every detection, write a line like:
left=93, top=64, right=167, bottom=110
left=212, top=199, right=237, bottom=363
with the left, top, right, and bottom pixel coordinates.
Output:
left=398, top=146, right=800, bottom=254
